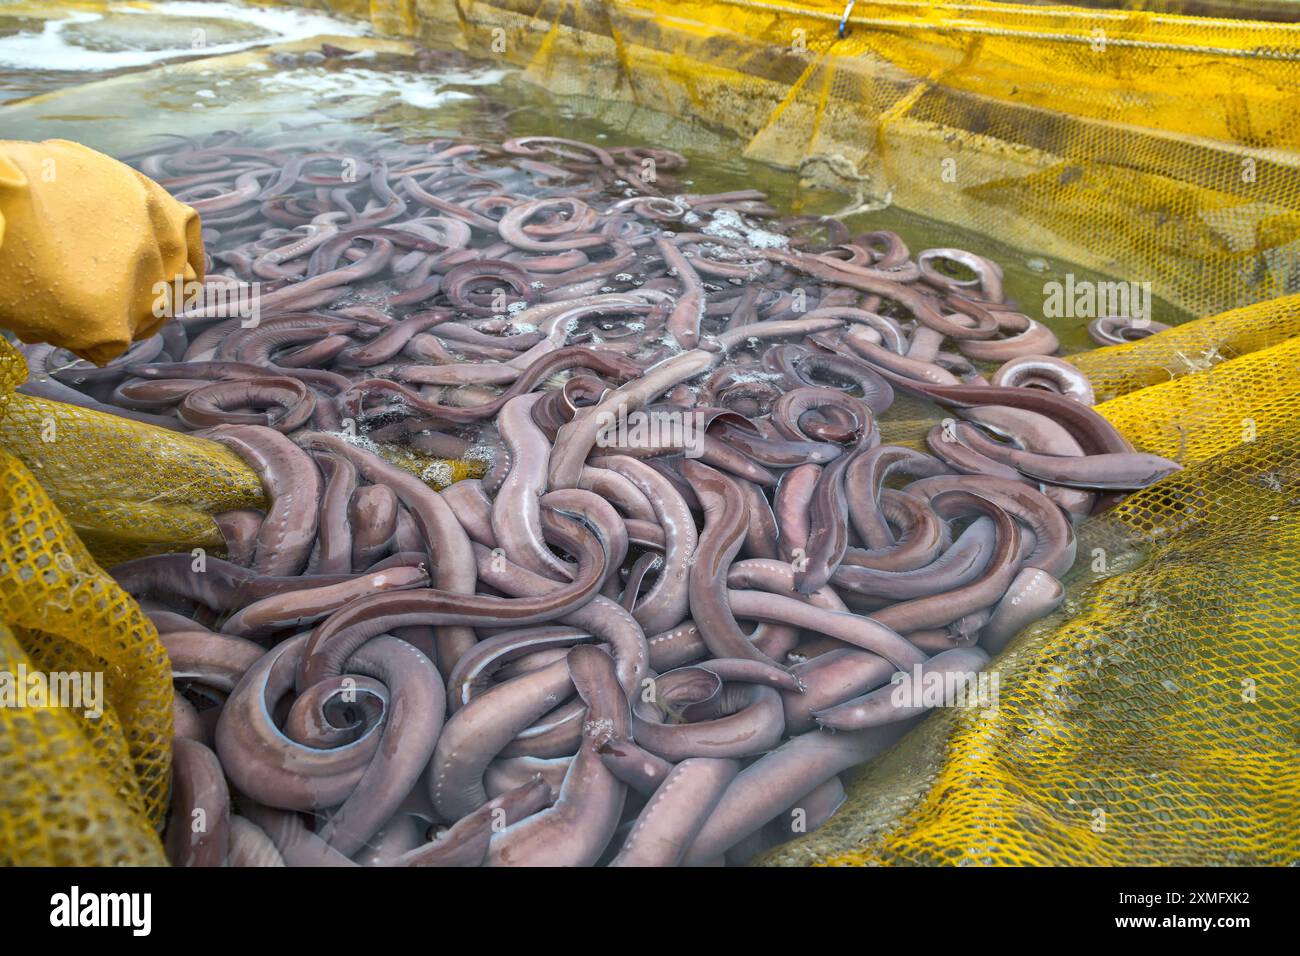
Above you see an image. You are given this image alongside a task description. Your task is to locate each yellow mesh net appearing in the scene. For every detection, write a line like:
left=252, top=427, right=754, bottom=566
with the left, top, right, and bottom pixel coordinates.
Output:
left=0, top=334, right=280, bottom=864
left=764, top=331, right=1300, bottom=866
left=0, top=340, right=177, bottom=864
left=392, top=0, right=1300, bottom=320
left=1, top=0, right=1297, bottom=864
left=0, top=375, right=266, bottom=569
left=0, top=332, right=486, bottom=865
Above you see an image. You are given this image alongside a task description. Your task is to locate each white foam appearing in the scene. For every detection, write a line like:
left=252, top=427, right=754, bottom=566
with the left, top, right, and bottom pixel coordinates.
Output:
left=421, top=460, right=454, bottom=487
left=702, top=208, right=788, bottom=250
left=0, top=2, right=368, bottom=72
left=329, top=430, right=382, bottom=455
left=723, top=371, right=785, bottom=384
left=258, top=66, right=504, bottom=111
left=656, top=328, right=685, bottom=354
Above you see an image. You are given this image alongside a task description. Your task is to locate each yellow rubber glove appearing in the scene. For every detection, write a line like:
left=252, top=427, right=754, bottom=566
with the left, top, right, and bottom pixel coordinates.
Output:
left=0, top=139, right=204, bottom=366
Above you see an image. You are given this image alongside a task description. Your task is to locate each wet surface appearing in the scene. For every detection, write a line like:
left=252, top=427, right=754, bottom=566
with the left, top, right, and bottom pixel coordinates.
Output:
left=0, top=2, right=1188, bottom=346
left=0, top=1, right=1199, bottom=871
left=0, top=1, right=367, bottom=104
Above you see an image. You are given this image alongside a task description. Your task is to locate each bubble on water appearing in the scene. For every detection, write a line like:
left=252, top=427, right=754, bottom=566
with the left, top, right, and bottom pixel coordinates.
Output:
left=421, top=460, right=455, bottom=487
left=330, top=431, right=382, bottom=455
left=0, top=2, right=369, bottom=72
left=724, top=371, right=785, bottom=385
left=702, top=209, right=788, bottom=249
left=259, top=67, right=504, bottom=111
left=657, top=329, right=685, bottom=353
left=584, top=717, right=616, bottom=737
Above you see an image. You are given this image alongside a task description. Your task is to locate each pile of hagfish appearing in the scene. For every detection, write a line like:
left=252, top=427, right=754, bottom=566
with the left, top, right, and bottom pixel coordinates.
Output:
left=20, top=129, right=1180, bottom=867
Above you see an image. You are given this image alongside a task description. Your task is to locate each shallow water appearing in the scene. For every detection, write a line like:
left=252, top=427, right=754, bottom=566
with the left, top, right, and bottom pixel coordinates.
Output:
left=0, top=0, right=1188, bottom=349
left=0, top=1, right=368, bottom=103
left=2, top=2, right=1193, bottom=869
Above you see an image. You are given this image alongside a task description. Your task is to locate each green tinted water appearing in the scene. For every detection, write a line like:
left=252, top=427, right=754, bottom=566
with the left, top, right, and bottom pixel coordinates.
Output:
left=0, top=12, right=1187, bottom=349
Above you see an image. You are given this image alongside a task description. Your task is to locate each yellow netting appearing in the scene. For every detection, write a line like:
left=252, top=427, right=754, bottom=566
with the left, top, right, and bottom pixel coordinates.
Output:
left=384, top=0, right=1300, bottom=320
left=763, top=328, right=1300, bottom=865
left=1068, top=294, right=1300, bottom=402
left=0, top=380, right=267, bottom=569
left=0, top=337, right=266, bottom=864
left=401, top=0, right=1296, bottom=865
left=0, top=0, right=1297, bottom=864
left=1090, top=333, right=1300, bottom=466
